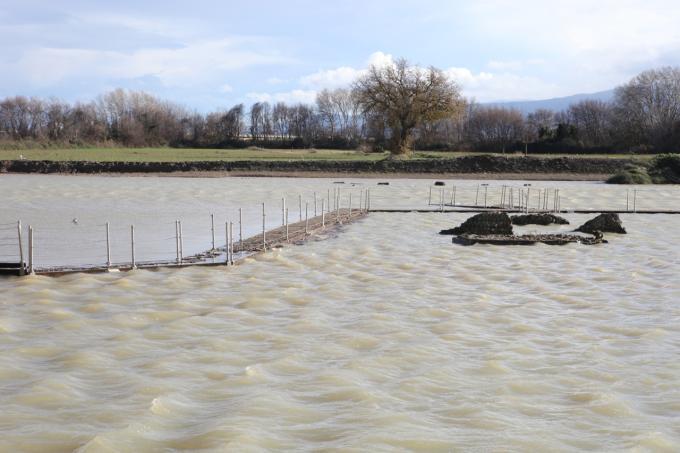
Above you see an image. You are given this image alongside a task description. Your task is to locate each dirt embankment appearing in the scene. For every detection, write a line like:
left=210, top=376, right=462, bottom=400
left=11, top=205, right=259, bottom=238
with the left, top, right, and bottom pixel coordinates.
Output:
left=0, top=155, right=633, bottom=178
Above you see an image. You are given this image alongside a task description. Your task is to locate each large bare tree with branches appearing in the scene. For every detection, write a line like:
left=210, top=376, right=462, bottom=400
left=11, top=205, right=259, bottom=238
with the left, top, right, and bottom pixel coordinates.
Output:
left=352, top=58, right=463, bottom=157
left=613, top=67, right=680, bottom=150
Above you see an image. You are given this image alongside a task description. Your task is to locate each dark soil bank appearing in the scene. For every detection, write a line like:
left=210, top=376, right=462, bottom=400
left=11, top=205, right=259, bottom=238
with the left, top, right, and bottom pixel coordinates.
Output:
left=0, top=155, right=632, bottom=175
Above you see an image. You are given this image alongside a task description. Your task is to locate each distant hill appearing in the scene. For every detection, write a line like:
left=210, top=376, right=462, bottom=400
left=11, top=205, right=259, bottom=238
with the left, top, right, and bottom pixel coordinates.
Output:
left=485, top=89, right=615, bottom=114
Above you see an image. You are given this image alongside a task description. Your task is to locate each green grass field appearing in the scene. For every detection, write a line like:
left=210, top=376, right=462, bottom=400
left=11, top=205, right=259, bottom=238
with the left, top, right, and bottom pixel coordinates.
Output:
left=0, top=147, right=652, bottom=162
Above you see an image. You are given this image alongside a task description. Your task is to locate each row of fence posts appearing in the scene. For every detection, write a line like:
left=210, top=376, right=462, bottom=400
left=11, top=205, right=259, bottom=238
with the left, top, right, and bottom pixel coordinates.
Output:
left=428, top=184, right=562, bottom=212
left=429, top=184, right=646, bottom=213
left=507, top=186, right=561, bottom=213
left=273, top=187, right=370, bottom=250
left=11, top=188, right=371, bottom=274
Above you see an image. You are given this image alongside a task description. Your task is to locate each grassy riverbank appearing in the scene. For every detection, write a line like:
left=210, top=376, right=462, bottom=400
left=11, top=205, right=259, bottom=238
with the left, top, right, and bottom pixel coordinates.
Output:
left=0, top=147, right=656, bottom=163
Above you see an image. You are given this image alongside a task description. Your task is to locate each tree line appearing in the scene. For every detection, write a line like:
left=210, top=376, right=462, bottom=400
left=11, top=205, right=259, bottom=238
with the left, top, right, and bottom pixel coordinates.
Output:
left=1, top=65, right=679, bottom=154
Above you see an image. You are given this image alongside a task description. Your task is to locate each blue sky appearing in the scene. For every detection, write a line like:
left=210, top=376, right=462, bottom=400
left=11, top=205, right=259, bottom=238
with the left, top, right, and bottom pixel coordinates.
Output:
left=2, top=0, right=680, bottom=111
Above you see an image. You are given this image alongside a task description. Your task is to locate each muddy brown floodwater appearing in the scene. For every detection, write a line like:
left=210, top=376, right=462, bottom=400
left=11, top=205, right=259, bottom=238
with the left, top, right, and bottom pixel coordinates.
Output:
left=1, top=175, right=679, bottom=451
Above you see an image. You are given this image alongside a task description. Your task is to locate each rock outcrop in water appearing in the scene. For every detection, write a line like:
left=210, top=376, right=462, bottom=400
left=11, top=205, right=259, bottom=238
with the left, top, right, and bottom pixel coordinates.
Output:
left=440, top=212, right=513, bottom=235
left=511, top=213, right=570, bottom=226
left=576, top=213, right=627, bottom=234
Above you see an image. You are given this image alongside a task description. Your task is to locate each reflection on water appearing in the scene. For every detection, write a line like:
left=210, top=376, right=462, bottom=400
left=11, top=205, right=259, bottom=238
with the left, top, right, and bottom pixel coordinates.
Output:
left=0, top=175, right=679, bottom=451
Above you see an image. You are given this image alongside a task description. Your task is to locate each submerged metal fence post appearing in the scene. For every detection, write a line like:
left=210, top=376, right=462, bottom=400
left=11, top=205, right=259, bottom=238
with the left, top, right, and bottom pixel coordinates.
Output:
left=175, top=221, right=180, bottom=264
left=17, top=221, right=25, bottom=276
left=229, top=222, right=234, bottom=265
left=262, top=203, right=266, bottom=250
left=282, top=198, right=286, bottom=226
left=298, top=195, right=302, bottom=222
left=106, top=222, right=111, bottom=269
left=475, top=184, right=480, bottom=206
left=633, top=189, right=637, bottom=213
left=368, top=189, right=371, bottom=211
left=28, top=226, right=34, bottom=275
left=285, top=208, right=289, bottom=241
left=225, top=222, right=230, bottom=265
left=440, top=188, right=444, bottom=212
left=314, top=192, right=317, bottom=216
left=131, top=225, right=136, bottom=269
left=322, top=199, right=325, bottom=228
left=359, top=190, right=363, bottom=214
left=626, top=189, right=630, bottom=212
left=526, top=188, right=530, bottom=213
left=211, top=214, right=215, bottom=251
left=179, top=221, right=184, bottom=263
left=239, top=208, right=243, bottom=248
left=484, top=184, right=488, bottom=208
left=428, top=186, right=432, bottom=205
left=349, top=193, right=353, bottom=218
left=305, top=202, right=309, bottom=234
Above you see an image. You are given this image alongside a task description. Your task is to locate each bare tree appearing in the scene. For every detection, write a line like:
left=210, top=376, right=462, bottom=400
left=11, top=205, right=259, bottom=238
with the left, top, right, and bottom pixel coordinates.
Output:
left=353, top=58, right=463, bottom=156
left=568, top=100, right=613, bottom=147
left=465, top=106, right=525, bottom=152
left=272, top=102, right=289, bottom=140
left=316, top=89, right=336, bottom=138
left=526, top=109, right=556, bottom=142
left=613, top=67, right=680, bottom=150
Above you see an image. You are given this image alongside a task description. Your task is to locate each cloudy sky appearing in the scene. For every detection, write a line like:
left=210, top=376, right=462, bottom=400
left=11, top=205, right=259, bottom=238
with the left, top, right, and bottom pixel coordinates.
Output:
left=2, top=0, right=680, bottom=110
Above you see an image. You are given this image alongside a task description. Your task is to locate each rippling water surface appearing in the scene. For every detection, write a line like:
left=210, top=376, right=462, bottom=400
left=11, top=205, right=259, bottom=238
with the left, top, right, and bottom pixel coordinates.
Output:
left=1, top=175, right=679, bottom=452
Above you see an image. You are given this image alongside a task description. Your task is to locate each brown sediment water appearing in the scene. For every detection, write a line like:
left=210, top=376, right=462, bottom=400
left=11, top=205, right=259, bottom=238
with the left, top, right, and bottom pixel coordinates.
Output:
left=0, top=174, right=679, bottom=451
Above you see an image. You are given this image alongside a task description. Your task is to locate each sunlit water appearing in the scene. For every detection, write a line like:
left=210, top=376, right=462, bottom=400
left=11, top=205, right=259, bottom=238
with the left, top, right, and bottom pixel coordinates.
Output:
left=1, top=175, right=679, bottom=452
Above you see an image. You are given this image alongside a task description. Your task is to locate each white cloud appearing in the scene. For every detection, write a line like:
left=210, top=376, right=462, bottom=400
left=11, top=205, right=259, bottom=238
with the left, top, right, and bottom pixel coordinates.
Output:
left=13, top=39, right=291, bottom=87
left=366, top=51, right=395, bottom=68
left=246, top=89, right=317, bottom=104
left=298, top=51, right=395, bottom=90
left=299, top=66, right=362, bottom=90
left=71, top=13, right=184, bottom=38
left=443, top=67, right=560, bottom=101
left=486, top=59, right=544, bottom=71
left=219, top=84, right=233, bottom=93
left=266, top=77, right=287, bottom=85
left=251, top=51, right=562, bottom=105
left=445, top=68, right=493, bottom=87
left=466, top=0, right=680, bottom=90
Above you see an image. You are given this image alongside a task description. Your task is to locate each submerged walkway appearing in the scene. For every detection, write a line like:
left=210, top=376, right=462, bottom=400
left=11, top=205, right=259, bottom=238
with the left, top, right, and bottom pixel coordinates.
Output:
left=27, top=208, right=367, bottom=277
